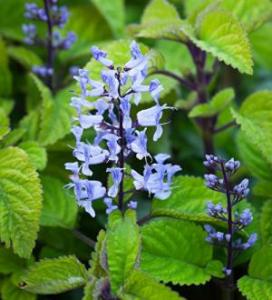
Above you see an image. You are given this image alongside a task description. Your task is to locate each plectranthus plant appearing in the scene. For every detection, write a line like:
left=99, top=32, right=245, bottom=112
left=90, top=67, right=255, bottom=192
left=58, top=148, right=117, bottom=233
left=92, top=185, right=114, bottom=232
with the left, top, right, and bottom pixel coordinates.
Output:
left=203, top=155, right=257, bottom=284
left=22, top=0, right=76, bottom=91
left=65, top=41, right=181, bottom=217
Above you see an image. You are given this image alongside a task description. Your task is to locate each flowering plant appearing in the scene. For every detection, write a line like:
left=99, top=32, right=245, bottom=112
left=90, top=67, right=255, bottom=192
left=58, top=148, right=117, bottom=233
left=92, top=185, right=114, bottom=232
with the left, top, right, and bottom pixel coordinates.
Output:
left=0, top=0, right=272, bottom=299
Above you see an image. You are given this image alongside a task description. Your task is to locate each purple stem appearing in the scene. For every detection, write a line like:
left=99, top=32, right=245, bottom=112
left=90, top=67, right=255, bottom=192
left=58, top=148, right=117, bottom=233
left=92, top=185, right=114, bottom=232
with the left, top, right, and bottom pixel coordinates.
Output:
left=117, top=71, right=125, bottom=213
left=220, top=161, right=234, bottom=294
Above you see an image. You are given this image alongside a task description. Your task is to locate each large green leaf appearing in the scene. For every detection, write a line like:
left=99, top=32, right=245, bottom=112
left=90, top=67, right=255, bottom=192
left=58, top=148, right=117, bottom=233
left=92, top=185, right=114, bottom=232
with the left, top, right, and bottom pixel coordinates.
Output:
left=189, top=88, right=234, bottom=118
left=141, top=219, right=223, bottom=285
left=185, top=0, right=272, bottom=32
left=236, top=131, right=272, bottom=181
left=119, top=270, right=184, bottom=300
left=91, top=0, right=125, bottom=37
left=106, top=210, right=140, bottom=294
left=0, top=147, right=42, bottom=258
left=20, top=256, right=88, bottom=294
left=232, top=91, right=272, bottom=168
left=152, top=176, right=225, bottom=222
left=181, top=8, right=253, bottom=74
left=238, top=245, right=272, bottom=300
left=1, top=279, right=36, bottom=300
left=19, top=141, right=47, bottom=171
left=30, top=75, right=74, bottom=146
left=0, top=247, right=27, bottom=274
left=40, top=176, right=78, bottom=229
left=137, top=0, right=186, bottom=42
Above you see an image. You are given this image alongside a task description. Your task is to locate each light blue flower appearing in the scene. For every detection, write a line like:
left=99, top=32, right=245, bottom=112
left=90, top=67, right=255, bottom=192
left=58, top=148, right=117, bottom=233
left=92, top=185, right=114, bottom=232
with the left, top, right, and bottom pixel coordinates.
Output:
left=107, top=167, right=123, bottom=198
left=104, top=198, right=118, bottom=214
left=131, top=129, right=149, bottom=160
left=91, top=46, right=113, bottom=68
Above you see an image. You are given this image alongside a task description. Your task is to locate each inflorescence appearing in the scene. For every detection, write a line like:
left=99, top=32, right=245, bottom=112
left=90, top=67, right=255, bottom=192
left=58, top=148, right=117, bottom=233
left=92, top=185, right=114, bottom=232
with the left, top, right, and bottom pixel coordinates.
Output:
left=65, top=41, right=181, bottom=217
left=22, top=0, right=76, bottom=81
left=203, top=155, right=257, bottom=277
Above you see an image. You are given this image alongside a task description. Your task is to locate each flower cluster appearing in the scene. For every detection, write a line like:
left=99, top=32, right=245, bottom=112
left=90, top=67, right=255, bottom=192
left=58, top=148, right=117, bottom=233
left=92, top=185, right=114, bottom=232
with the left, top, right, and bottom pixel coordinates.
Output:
left=203, top=155, right=257, bottom=276
left=22, top=0, right=76, bottom=78
left=65, top=41, right=181, bottom=217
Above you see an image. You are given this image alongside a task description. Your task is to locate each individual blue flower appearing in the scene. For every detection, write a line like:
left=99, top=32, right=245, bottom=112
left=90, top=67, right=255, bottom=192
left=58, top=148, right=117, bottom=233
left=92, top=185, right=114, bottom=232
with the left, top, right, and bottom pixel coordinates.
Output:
left=120, top=97, right=132, bottom=129
left=128, top=201, right=137, bottom=209
left=137, top=104, right=167, bottom=141
left=103, top=134, right=121, bottom=162
left=22, top=24, right=36, bottom=45
left=107, top=168, right=123, bottom=198
left=149, top=79, right=163, bottom=103
left=131, top=129, right=149, bottom=160
left=79, top=114, right=103, bottom=129
left=101, top=70, right=119, bottom=98
left=91, top=46, right=113, bottom=68
left=104, top=198, right=118, bottom=214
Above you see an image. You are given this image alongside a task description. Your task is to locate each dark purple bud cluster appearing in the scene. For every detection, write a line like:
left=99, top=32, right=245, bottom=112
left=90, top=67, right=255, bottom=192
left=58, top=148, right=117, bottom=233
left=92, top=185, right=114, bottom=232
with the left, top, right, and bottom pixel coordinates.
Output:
left=203, top=154, right=256, bottom=277
left=22, top=1, right=76, bottom=79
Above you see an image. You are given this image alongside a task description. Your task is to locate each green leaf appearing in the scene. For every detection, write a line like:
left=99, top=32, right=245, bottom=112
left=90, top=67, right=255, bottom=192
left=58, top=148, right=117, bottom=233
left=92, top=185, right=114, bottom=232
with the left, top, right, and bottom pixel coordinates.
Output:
left=0, top=247, right=27, bottom=274
left=231, top=91, right=272, bottom=168
left=30, top=75, right=74, bottom=146
left=260, top=200, right=272, bottom=244
left=181, top=8, right=253, bottom=74
left=1, top=279, right=36, bottom=300
left=189, top=88, right=234, bottom=118
left=40, top=176, right=78, bottom=229
left=119, top=270, right=184, bottom=300
left=141, top=219, right=223, bottom=285
left=250, top=22, right=272, bottom=70
left=0, top=147, right=42, bottom=258
left=236, top=131, right=272, bottom=181
left=137, top=0, right=186, bottom=42
left=20, top=256, right=88, bottom=294
left=238, top=245, right=272, bottom=300
left=91, top=0, right=125, bottom=37
left=0, top=97, right=14, bottom=115
left=152, top=176, right=225, bottom=223
left=7, top=47, right=42, bottom=69
left=185, top=0, right=272, bottom=32
left=89, top=230, right=107, bottom=278
left=0, top=108, right=10, bottom=140
left=19, top=141, right=47, bottom=171
left=106, top=210, right=140, bottom=294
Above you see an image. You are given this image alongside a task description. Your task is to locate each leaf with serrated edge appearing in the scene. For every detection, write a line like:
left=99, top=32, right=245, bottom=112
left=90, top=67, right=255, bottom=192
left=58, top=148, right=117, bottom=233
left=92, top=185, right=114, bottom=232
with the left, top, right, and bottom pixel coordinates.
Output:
left=238, top=245, right=272, bottom=300
left=0, top=147, right=42, bottom=258
left=19, top=141, right=47, bottom=171
left=231, top=91, right=272, bottom=168
left=141, top=219, right=223, bottom=285
left=181, top=9, right=253, bottom=74
left=152, top=176, right=225, bottom=223
left=137, top=0, right=186, bottom=42
left=20, top=256, right=88, bottom=294
left=106, top=210, right=140, bottom=294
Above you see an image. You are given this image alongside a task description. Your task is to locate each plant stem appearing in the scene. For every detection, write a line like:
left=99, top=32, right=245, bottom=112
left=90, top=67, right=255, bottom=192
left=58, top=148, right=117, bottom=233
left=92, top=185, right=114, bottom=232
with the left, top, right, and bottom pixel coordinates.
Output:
left=187, top=41, right=215, bottom=154
left=220, top=161, right=234, bottom=298
left=214, top=120, right=237, bottom=134
left=43, top=0, right=55, bottom=92
left=117, top=71, right=125, bottom=213
left=151, top=69, right=195, bottom=90
left=73, top=229, right=96, bottom=248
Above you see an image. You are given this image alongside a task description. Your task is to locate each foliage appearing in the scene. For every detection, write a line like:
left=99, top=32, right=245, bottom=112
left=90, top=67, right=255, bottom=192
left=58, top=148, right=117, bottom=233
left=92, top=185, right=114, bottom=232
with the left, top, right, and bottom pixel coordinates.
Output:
left=0, top=0, right=272, bottom=299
